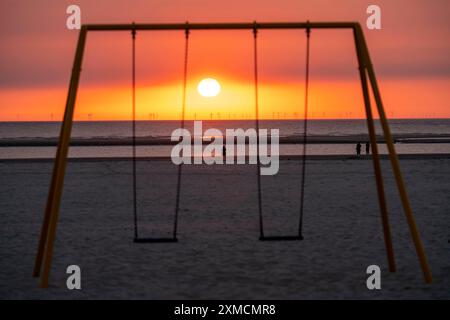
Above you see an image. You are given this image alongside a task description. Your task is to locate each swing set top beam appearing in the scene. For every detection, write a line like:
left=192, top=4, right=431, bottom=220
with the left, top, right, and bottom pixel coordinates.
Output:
left=84, top=21, right=359, bottom=31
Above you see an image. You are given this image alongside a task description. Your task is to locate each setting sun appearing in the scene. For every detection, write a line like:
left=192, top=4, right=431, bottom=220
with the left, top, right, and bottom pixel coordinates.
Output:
left=197, top=78, right=221, bottom=97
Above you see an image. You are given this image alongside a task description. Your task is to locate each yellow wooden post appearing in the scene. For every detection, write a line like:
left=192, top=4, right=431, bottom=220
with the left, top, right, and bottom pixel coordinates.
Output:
left=37, top=27, right=88, bottom=288
left=353, top=27, right=396, bottom=272
left=33, top=145, right=63, bottom=277
left=356, top=24, right=432, bottom=283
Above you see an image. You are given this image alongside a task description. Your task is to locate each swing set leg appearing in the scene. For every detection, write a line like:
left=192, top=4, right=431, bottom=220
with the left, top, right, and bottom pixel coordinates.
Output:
left=354, top=29, right=396, bottom=273
left=33, top=27, right=88, bottom=288
left=355, top=25, right=432, bottom=283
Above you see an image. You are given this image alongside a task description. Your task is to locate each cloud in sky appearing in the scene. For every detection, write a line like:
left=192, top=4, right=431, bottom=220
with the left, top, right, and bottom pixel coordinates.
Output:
left=0, top=0, right=449, bottom=89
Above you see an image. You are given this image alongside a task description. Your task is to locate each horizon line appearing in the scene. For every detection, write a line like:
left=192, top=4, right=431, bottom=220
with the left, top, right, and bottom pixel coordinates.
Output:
left=1, top=117, right=450, bottom=123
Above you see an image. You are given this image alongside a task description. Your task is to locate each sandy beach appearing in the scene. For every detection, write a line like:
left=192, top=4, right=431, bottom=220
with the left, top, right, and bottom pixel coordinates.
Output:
left=0, top=156, right=449, bottom=299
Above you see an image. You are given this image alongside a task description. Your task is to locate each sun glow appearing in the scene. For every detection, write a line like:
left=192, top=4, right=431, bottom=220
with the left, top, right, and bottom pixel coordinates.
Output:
left=197, top=78, right=221, bottom=97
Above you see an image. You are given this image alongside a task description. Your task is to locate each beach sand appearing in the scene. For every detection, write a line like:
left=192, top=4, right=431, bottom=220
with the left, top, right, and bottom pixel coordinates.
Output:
left=0, top=157, right=449, bottom=299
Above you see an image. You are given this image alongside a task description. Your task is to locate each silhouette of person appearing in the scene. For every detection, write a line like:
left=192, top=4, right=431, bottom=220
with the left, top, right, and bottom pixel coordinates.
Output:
left=366, top=142, right=370, bottom=155
left=356, top=142, right=361, bottom=157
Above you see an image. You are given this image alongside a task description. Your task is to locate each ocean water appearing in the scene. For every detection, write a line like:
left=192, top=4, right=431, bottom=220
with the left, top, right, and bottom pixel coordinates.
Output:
left=1, top=119, right=450, bottom=139
left=0, top=119, right=449, bottom=159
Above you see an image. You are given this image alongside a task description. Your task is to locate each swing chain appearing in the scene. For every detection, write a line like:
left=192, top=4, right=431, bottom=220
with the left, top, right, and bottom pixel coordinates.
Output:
left=131, top=22, right=138, bottom=240
left=173, top=21, right=191, bottom=240
left=252, top=21, right=264, bottom=239
left=298, top=21, right=311, bottom=239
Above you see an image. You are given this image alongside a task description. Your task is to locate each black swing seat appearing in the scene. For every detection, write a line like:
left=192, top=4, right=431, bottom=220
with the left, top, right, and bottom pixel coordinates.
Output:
left=133, top=237, right=178, bottom=243
left=259, top=235, right=304, bottom=241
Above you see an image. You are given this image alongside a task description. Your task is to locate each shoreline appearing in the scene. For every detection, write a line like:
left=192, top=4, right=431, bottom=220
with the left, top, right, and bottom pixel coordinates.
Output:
left=1, top=153, right=450, bottom=163
left=1, top=134, right=450, bottom=147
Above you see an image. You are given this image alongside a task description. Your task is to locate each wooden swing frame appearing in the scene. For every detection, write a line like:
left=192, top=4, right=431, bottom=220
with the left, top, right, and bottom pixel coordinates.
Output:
left=33, top=21, right=432, bottom=288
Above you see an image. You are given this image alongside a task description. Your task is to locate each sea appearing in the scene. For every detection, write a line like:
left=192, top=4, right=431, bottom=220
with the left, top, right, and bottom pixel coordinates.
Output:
left=0, top=119, right=449, bottom=159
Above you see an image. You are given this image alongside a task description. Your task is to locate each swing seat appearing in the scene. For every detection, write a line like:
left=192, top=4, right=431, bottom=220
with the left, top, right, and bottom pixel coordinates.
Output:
left=133, top=237, right=178, bottom=243
left=259, top=235, right=303, bottom=241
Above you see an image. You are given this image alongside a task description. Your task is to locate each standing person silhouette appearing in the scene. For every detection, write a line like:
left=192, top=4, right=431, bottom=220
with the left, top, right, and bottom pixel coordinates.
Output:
left=356, top=142, right=361, bottom=157
left=366, top=142, right=370, bottom=155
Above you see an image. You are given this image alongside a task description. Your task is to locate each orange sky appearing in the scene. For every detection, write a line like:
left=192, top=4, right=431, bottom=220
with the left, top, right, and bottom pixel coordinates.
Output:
left=1, top=0, right=449, bottom=121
